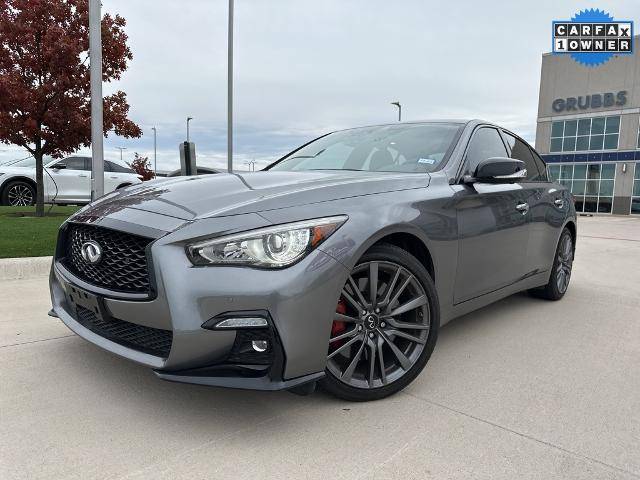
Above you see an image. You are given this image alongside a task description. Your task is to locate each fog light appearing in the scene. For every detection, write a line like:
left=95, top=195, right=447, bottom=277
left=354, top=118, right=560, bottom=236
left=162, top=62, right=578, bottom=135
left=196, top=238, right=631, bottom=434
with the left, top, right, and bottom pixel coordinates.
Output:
left=252, top=340, right=268, bottom=352
left=214, top=317, right=268, bottom=329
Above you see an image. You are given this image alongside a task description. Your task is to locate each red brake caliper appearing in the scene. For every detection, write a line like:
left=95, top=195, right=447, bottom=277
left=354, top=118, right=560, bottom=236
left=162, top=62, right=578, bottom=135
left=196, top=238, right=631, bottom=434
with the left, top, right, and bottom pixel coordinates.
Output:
left=329, top=299, right=348, bottom=351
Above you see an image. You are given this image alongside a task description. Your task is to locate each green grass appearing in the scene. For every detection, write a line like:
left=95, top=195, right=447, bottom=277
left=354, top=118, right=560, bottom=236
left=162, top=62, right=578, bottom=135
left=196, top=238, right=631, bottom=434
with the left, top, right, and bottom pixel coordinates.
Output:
left=0, top=205, right=79, bottom=258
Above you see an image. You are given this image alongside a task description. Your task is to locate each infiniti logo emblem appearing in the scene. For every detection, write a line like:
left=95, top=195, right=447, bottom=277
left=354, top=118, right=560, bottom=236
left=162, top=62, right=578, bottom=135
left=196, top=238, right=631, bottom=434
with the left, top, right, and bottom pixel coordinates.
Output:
left=80, top=240, right=103, bottom=264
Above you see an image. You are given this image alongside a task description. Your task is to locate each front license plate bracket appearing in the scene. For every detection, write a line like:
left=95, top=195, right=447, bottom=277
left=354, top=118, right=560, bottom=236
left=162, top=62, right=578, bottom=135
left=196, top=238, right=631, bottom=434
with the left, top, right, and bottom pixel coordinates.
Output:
left=65, top=283, right=102, bottom=318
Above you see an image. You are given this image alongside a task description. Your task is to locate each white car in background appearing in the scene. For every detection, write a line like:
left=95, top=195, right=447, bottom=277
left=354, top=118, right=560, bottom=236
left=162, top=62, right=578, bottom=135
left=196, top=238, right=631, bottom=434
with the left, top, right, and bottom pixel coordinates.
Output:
left=0, top=156, right=142, bottom=206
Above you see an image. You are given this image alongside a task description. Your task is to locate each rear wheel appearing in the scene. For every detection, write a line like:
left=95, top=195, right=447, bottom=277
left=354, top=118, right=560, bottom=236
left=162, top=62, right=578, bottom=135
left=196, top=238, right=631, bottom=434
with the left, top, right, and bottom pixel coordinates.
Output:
left=2, top=180, right=35, bottom=206
left=529, top=228, right=574, bottom=300
left=320, top=244, right=439, bottom=401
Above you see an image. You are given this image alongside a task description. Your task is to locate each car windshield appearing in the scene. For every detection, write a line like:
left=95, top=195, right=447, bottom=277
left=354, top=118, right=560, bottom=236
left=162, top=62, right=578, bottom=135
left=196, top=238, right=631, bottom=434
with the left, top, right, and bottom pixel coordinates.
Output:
left=268, top=123, right=462, bottom=173
left=7, top=157, right=36, bottom=168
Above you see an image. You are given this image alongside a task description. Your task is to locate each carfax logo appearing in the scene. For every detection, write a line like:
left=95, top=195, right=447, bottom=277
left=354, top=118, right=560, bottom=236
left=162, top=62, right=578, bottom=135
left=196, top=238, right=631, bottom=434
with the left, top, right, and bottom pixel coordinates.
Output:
left=552, top=9, right=633, bottom=66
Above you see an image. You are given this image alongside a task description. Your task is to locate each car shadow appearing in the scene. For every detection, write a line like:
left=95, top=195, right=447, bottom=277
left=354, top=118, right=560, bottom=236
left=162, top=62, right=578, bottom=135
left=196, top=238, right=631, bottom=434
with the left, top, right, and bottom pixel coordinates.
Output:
left=438, top=291, right=537, bottom=341
left=55, top=291, right=541, bottom=424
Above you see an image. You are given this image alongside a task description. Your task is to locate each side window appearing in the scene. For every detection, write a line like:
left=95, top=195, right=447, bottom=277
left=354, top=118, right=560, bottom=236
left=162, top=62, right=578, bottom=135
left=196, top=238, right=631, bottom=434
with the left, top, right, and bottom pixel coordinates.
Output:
left=108, top=161, right=135, bottom=173
left=529, top=148, right=549, bottom=182
left=104, top=161, right=113, bottom=172
left=61, top=157, right=87, bottom=170
left=502, top=132, right=541, bottom=181
left=464, top=127, right=508, bottom=176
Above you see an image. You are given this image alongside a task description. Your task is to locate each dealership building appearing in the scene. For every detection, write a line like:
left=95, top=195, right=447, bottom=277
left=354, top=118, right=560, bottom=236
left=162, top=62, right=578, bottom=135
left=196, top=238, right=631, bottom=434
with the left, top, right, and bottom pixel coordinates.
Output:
left=535, top=35, right=640, bottom=215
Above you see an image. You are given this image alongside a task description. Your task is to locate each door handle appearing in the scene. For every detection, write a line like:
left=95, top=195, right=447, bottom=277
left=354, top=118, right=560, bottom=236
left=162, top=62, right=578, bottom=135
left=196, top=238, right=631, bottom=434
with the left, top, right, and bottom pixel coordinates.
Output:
left=78, top=174, right=89, bottom=178
left=554, top=198, right=564, bottom=209
left=516, top=202, right=529, bottom=215
left=110, top=176, right=118, bottom=179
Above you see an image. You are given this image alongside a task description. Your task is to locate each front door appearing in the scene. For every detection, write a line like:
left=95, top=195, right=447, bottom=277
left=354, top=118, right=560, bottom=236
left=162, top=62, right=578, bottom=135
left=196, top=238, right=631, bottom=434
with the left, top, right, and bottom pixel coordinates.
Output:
left=452, top=127, right=530, bottom=303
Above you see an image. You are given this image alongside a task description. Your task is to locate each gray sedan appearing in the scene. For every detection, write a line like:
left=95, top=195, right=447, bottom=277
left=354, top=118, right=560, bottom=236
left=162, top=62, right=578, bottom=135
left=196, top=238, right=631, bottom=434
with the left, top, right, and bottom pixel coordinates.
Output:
left=49, top=120, right=576, bottom=401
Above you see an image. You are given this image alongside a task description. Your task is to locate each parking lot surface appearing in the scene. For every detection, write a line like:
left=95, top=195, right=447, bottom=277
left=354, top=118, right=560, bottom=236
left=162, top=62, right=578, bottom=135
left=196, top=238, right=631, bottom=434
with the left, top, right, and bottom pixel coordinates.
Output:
left=1, top=215, right=639, bottom=479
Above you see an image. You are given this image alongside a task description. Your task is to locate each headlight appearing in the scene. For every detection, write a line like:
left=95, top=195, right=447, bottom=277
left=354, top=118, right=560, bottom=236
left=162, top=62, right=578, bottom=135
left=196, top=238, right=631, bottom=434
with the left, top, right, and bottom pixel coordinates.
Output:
left=187, top=215, right=348, bottom=268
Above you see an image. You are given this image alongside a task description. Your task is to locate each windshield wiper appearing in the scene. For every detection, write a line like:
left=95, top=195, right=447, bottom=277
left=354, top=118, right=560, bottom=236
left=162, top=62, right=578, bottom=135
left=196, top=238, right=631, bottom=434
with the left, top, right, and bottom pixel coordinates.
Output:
left=286, top=155, right=315, bottom=160
left=287, top=149, right=326, bottom=161
left=307, top=168, right=364, bottom=172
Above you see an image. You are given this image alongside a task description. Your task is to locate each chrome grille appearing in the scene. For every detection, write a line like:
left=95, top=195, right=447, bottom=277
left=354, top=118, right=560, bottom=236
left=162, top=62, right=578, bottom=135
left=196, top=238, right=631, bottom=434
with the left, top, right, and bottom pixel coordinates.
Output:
left=63, top=223, right=152, bottom=294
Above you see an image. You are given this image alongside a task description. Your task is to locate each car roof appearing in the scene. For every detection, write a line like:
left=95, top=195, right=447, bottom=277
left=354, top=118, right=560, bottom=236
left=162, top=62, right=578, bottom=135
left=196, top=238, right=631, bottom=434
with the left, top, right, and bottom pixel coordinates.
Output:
left=333, top=120, right=532, bottom=144
left=329, top=119, right=492, bottom=134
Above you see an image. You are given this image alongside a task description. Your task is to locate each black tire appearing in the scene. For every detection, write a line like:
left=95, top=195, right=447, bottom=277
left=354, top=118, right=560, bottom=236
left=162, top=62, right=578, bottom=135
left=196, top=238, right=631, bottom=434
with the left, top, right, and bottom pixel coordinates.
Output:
left=529, top=228, right=574, bottom=301
left=320, top=243, right=439, bottom=401
left=1, top=180, right=36, bottom=206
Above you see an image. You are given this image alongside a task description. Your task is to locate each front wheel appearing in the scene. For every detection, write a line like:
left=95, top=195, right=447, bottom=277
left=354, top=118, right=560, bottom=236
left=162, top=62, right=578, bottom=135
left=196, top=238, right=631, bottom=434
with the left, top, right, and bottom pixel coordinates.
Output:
left=529, top=227, right=574, bottom=301
left=320, top=244, right=439, bottom=401
left=1, top=180, right=36, bottom=206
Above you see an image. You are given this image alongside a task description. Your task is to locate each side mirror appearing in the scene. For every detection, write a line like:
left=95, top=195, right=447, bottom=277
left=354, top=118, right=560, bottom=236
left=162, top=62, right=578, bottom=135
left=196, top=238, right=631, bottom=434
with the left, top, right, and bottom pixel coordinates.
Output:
left=50, top=163, right=66, bottom=170
left=465, top=157, right=526, bottom=184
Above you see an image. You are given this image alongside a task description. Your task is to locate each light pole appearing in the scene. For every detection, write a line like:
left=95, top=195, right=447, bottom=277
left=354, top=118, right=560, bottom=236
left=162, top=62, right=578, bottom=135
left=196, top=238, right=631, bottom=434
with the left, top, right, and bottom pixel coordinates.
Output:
left=186, top=117, right=193, bottom=142
left=89, top=0, right=104, bottom=200
left=391, top=101, right=402, bottom=122
left=151, top=127, right=157, bottom=176
left=227, top=0, right=234, bottom=173
left=116, top=147, right=127, bottom=161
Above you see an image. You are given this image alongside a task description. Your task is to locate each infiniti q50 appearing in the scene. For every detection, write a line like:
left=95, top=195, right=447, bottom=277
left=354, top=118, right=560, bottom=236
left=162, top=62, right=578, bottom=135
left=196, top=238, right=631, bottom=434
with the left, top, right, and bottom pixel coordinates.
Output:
left=49, top=120, right=576, bottom=401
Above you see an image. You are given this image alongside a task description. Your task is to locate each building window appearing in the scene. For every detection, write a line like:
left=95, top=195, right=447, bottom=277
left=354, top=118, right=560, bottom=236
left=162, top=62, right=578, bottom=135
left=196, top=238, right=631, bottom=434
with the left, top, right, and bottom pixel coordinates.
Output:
left=548, top=162, right=616, bottom=213
left=632, top=164, right=640, bottom=215
left=549, top=116, right=620, bottom=153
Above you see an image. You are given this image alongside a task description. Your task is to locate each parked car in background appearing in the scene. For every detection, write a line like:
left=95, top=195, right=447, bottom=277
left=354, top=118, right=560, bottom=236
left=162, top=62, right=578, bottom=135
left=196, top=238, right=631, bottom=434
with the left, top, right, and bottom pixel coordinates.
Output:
left=0, top=156, right=142, bottom=206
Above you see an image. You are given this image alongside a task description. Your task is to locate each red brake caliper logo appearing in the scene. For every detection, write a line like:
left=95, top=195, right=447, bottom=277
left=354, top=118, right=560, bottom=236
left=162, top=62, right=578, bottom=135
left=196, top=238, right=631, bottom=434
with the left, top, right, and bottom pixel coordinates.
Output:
left=330, top=299, right=348, bottom=351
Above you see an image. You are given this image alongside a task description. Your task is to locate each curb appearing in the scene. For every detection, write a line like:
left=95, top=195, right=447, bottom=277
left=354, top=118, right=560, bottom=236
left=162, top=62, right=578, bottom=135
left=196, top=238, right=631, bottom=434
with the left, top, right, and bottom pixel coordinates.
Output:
left=0, top=256, right=52, bottom=281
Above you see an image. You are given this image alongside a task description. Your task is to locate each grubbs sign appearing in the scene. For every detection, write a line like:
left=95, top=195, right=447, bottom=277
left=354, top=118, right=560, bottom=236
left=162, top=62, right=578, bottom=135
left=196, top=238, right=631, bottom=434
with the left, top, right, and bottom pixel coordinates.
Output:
left=552, top=91, right=627, bottom=112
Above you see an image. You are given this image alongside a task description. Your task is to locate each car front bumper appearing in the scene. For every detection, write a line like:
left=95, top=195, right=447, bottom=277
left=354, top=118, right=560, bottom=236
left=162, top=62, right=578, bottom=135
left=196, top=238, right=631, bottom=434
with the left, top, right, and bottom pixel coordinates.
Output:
left=50, top=212, right=350, bottom=391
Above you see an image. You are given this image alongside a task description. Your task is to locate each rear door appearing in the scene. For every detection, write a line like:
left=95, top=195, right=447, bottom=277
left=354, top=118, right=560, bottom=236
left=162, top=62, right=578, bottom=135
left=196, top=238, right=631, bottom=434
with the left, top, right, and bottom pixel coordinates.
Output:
left=452, top=126, right=531, bottom=303
left=104, top=161, right=138, bottom=193
left=500, top=131, right=553, bottom=276
left=514, top=139, right=566, bottom=274
left=103, top=161, right=119, bottom=192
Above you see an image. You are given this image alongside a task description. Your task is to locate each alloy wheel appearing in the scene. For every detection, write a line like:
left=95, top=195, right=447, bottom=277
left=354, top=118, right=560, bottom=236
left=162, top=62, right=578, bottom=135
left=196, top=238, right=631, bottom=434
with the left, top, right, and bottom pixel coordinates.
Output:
left=327, top=261, right=430, bottom=389
left=8, top=184, right=34, bottom=206
left=556, top=234, right=573, bottom=294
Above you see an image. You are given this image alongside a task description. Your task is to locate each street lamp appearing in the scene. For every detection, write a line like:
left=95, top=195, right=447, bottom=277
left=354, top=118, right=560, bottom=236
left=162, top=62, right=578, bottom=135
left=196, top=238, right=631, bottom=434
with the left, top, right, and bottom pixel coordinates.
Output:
left=186, top=117, right=193, bottom=142
left=89, top=0, right=104, bottom=200
left=227, top=0, right=234, bottom=173
left=391, top=101, right=402, bottom=122
left=151, top=126, right=157, bottom=176
left=116, top=147, right=127, bottom=161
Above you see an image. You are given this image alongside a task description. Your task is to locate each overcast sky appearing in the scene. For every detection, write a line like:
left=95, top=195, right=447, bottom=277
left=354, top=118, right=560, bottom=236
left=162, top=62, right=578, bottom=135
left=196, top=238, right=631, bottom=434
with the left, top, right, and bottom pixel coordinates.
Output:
left=1, top=0, right=638, bottom=170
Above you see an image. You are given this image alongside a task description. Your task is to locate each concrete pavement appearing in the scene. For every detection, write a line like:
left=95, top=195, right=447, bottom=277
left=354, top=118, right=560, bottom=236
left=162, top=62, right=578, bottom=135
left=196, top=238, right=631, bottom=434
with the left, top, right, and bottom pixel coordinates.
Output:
left=1, top=215, right=639, bottom=479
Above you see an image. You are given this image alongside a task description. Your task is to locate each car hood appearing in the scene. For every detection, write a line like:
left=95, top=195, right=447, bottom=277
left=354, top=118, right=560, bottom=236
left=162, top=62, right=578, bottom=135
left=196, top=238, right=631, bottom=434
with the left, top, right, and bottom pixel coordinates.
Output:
left=83, top=170, right=431, bottom=221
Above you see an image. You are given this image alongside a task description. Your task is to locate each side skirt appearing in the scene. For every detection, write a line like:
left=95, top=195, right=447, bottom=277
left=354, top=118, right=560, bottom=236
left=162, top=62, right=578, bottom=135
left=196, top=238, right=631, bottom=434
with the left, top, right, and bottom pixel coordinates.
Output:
left=441, top=271, right=550, bottom=325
